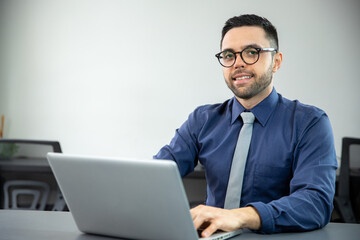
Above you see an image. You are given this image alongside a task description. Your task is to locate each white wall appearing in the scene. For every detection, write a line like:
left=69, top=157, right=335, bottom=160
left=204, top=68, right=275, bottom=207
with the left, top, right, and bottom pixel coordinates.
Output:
left=0, top=0, right=359, bottom=159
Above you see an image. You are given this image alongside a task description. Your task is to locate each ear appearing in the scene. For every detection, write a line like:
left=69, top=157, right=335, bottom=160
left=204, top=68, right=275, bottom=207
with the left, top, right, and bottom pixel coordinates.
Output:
left=272, top=51, right=283, bottom=73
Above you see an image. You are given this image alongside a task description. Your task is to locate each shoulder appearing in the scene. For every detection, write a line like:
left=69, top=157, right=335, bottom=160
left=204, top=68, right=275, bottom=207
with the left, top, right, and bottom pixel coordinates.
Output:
left=278, top=94, right=327, bottom=121
left=193, top=99, right=232, bottom=115
left=187, top=99, right=233, bottom=128
left=277, top=94, right=332, bottom=138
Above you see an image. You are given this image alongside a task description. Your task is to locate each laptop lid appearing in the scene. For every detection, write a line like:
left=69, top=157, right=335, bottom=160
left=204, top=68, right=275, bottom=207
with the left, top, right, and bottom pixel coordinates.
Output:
left=47, top=153, right=242, bottom=240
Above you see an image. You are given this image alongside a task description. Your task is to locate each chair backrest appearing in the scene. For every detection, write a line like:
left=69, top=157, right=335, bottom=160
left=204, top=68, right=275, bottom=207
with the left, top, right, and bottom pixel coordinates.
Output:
left=0, top=139, right=62, bottom=159
left=349, top=140, right=360, bottom=175
left=3, top=180, right=50, bottom=210
left=338, top=137, right=360, bottom=198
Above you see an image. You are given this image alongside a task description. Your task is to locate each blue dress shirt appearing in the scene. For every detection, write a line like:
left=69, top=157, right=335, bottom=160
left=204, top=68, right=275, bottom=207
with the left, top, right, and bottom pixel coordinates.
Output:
left=154, top=88, right=337, bottom=233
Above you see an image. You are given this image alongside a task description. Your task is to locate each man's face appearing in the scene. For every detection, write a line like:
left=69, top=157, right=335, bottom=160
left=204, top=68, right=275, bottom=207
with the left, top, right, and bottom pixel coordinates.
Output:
left=221, top=26, right=278, bottom=101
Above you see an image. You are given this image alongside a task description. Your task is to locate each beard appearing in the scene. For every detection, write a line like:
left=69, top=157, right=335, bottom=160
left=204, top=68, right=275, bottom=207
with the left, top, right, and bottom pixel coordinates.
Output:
left=225, top=64, right=273, bottom=100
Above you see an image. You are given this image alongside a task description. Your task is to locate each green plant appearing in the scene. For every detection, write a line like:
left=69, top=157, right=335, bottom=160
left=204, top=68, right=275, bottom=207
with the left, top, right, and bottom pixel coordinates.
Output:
left=0, top=143, right=19, bottom=159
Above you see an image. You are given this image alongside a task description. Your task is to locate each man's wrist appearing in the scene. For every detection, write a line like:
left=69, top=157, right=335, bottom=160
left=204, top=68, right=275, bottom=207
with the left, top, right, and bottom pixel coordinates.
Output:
left=233, top=206, right=262, bottom=230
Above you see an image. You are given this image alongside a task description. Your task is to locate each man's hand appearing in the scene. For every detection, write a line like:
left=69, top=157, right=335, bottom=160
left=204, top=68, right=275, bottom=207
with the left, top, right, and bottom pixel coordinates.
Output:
left=190, top=205, right=261, bottom=238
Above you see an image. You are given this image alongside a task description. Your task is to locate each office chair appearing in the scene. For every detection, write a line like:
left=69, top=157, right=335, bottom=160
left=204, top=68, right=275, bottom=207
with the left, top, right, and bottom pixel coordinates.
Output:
left=3, top=180, right=50, bottom=210
left=182, top=163, right=207, bottom=208
left=0, top=139, right=67, bottom=211
left=333, top=137, right=360, bottom=223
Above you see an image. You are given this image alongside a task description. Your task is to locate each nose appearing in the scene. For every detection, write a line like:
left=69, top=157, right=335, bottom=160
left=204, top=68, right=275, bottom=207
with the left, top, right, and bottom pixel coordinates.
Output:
left=233, top=53, right=246, bottom=68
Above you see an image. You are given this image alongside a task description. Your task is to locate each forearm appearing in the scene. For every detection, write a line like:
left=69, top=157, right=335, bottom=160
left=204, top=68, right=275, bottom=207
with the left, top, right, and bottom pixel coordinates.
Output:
left=249, top=182, right=336, bottom=233
left=249, top=155, right=336, bottom=233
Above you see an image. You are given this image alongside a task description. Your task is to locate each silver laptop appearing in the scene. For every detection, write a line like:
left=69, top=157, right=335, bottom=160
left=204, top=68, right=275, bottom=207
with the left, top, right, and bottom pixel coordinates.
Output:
left=47, top=153, right=242, bottom=240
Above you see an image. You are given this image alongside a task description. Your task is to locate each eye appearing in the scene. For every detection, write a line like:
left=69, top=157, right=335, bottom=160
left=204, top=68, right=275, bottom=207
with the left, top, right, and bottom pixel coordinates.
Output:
left=222, top=51, right=235, bottom=59
left=246, top=48, right=257, bottom=55
left=243, top=48, right=259, bottom=58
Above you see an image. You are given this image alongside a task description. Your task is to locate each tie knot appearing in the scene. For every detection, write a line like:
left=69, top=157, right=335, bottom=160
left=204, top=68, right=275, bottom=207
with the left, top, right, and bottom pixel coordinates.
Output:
left=240, top=112, right=255, bottom=124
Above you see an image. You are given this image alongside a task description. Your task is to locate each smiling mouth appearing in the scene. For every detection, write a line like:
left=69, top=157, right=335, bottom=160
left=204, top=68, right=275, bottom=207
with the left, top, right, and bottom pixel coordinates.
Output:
left=233, top=75, right=252, bottom=81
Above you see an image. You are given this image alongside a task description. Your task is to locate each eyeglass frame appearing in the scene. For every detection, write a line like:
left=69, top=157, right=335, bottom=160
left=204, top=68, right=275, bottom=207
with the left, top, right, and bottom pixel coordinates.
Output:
left=215, top=47, right=278, bottom=67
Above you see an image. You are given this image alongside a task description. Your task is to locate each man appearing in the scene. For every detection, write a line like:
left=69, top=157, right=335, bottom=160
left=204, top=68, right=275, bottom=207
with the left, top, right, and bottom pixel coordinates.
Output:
left=154, top=14, right=337, bottom=237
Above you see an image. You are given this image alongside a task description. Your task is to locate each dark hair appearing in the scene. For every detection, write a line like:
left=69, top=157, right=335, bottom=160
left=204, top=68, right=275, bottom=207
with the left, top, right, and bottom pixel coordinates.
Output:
left=221, top=14, right=279, bottom=50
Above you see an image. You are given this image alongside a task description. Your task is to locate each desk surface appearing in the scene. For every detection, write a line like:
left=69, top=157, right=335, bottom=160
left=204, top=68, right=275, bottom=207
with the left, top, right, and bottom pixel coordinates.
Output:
left=0, top=210, right=359, bottom=240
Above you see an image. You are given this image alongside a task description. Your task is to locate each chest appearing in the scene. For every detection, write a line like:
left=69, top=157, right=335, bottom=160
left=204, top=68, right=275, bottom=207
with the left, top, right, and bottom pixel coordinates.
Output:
left=197, top=120, right=296, bottom=182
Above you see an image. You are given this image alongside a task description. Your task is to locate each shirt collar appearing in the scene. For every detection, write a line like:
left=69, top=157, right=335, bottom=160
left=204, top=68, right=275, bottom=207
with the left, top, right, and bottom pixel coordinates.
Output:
left=231, top=88, right=279, bottom=127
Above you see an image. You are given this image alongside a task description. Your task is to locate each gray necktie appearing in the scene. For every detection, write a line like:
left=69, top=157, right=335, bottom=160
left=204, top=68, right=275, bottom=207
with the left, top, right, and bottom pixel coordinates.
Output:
left=224, top=112, right=255, bottom=209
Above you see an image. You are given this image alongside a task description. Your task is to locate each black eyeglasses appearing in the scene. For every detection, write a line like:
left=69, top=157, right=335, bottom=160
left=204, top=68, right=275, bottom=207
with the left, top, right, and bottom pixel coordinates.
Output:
left=215, top=47, right=277, bottom=67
